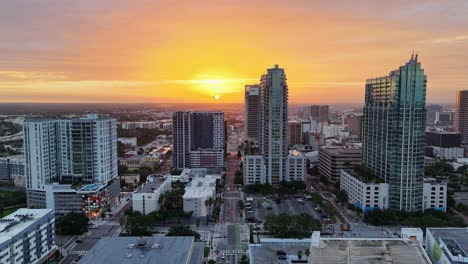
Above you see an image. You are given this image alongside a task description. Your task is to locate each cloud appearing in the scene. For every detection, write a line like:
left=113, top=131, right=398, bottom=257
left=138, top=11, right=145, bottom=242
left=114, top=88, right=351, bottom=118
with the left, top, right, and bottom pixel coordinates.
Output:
left=0, top=70, right=68, bottom=81
left=431, top=35, right=468, bottom=44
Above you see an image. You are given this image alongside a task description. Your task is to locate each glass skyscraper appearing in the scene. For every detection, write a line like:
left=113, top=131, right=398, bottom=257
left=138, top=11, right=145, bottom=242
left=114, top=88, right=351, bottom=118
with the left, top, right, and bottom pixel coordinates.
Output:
left=362, top=54, right=426, bottom=212
left=258, top=65, right=288, bottom=184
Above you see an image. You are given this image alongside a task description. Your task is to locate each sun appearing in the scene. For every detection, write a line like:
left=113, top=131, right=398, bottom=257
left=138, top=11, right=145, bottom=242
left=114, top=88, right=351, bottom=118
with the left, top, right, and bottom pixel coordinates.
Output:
left=214, top=95, right=220, bottom=100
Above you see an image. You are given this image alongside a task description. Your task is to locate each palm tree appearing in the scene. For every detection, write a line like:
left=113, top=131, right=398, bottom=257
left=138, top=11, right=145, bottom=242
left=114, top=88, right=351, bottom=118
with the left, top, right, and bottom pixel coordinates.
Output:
left=297, top=250, right=303, bottom=260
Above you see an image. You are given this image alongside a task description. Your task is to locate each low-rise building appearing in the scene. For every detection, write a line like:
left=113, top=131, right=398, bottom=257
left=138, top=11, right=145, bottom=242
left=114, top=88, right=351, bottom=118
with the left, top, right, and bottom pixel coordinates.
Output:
left=119, top=155, right=146, bottom=171
left=425, top=227, right=468, bottom=264
left=183, top=177, right=216, bottom=218
left=423, top=178, right=447, bottom=212
left=318, top=146, right=362, bottom=183
left=27, top=179, right=120, bottom=218
left=243, top=155, right=266, bottom=185
left=340, top=170, right=447, bottom=213
left=0, top=209, right=56, bottom=264
left=120, top=174, right=140, bottom=186
left=340, top=169, right=389, bottom=212
left=117, top=137, right=138, bottom=147
left=286, top=153, right=306, bottom=181
left=145, top=149, right=161, bottom=163
left=132, top=176, right=172, bottom=215
left=243, top=153, right=305, bottom=184
left=79, top=236, right=204, bottom=264
left=0, top=155, right=25, bottom=187
left=249, top=231, right=431, bottom=264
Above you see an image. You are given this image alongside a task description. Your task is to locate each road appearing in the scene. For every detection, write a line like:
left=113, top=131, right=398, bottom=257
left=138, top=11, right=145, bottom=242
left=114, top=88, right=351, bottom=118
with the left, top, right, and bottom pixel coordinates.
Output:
left=211, top=153, right=248, bottom=264
left=0, top=131, right=22, bottom=142
left=58, top=201, right=131, bottom=264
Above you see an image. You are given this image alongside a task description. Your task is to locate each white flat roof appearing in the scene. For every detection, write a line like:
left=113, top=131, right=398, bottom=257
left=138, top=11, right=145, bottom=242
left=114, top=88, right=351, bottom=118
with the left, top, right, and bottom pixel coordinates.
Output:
left=183, top=187, right=214, bottom=199
left=0, top=208, right=53, bottom=245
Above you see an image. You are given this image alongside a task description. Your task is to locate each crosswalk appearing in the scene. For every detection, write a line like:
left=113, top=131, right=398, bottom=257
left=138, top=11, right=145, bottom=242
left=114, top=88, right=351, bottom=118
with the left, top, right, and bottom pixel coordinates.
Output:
left=220, top=249, right=244, bottom=254
left=69, top=250, right=87, bottom=255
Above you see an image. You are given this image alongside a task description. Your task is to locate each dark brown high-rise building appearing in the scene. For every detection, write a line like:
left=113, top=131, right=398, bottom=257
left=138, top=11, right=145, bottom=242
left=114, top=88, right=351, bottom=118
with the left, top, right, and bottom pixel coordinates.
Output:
left=344, top=114, right=362, bottom=140
left=456, top=90, right=468, bottom=146
left=288, top=121, right=302, bottom=146
left=310, top=105, right=329, bottom=123
left=245, top=85, right=260, bottom=141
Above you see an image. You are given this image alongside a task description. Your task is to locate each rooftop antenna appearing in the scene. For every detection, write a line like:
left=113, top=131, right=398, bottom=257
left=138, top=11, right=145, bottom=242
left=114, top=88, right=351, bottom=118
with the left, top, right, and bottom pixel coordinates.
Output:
left=415, top=52, right=418, bottom=62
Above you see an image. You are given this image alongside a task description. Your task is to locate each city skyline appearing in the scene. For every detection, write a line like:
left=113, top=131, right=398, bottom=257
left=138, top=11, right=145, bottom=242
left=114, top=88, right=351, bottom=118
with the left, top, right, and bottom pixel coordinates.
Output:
left=1, top=1, right=468, bottom=104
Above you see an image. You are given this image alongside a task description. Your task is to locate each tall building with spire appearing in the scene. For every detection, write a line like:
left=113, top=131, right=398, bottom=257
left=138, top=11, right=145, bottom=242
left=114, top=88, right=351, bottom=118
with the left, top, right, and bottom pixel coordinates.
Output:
left=244, top=65, right=305, bottom=185
left=362, top=54, right=426, bottom=212
left=258, top=65, right=289, bottom=184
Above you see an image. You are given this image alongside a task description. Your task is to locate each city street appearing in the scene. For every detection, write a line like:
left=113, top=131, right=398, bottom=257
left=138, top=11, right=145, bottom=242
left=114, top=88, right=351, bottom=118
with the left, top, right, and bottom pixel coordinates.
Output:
left=58, top=200, right=131, bottom=264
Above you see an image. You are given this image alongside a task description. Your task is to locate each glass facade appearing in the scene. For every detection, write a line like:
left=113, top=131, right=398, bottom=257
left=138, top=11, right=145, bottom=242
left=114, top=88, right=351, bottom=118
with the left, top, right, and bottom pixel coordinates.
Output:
left=259, top=65, right=288, bottom=184
left=362, top=55, right=426, bottom=212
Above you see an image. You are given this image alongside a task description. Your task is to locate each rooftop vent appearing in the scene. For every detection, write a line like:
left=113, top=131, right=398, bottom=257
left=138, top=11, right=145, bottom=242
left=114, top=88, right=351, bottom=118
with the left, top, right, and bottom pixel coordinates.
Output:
left=128, top=244, right=135, bottom=248
left=137, top=237, right=147, bottom=248
left=126, top=253, right=132, bottom=258
left=152, top=243, right=160, bottom=249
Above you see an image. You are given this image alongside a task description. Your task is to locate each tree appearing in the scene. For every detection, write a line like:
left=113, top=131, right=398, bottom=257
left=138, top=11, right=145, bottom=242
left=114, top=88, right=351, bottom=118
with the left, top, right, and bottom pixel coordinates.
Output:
left=205, top=197, right=214, bottom=214
left=117, top=141, right=126, bottom=157
left=297, top=250, right=303, bottom=260
left=336, top=190, right=349, bottom=204
left=249, top=224, right=255, bottom=243
left=139, top=166, right=153, bottom=182
left=166, top=225, right=200, bottom=240
left=118, top=165, right=129, bottom=175
left=238, top=200, right=245, bottom=210
left=234, top=170, right=243, bottom=185
left=208, top=260, right=216, bottom=264
left=305, top=248, right=310, bottom=258
left=264, top=213, right=321, bottom=239
left=56, top=213, right=89, bottom=235
left=240, top=254, right=249, bottom=264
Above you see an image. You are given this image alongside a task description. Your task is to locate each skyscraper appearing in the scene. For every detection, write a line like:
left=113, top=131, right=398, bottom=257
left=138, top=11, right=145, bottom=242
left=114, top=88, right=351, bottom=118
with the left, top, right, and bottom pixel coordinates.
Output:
left=362, top=54, right=426, bottom=212
left=310, top=105, right=329, bottom=123
left=23, top=114, right=117, bottom=190
left=244, top=65, right=306, bottom=185
left=245, top=84, right=260, bottom=141
left=258, top=65, right=289, bottom=184
left=23, top=120, right=59, bottom=190
left=344, top=114, right=363, bottom=140
left=288, top=121, right=302, bottom=146
left=172, top=112, right=191, bottom=169
left=456, top=90, right=468, bottom=148
left=172, top=111, right=225, bottom=170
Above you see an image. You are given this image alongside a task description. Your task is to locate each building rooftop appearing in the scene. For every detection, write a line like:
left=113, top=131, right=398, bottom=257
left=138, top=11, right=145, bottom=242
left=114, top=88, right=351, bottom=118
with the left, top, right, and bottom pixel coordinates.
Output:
left=136, top=175, right=169, bottom=194
left=308, top=239, right=430, bottom=264
left=249, top=238, right=312, bottom=264
left=78, top=236, right=203, bottom=264
left=124, top=155, right=145, bottom=161
left=183, top=187, right=214, bottom=199
left=0, top=209, right=53, bottom=246
left=78, top=183, right=106, bottom=192
left=427, top=228, right=468, bottom=264
left=249, top=235, right=431, bottom=264
left=320, top=145, right=361, bottom=155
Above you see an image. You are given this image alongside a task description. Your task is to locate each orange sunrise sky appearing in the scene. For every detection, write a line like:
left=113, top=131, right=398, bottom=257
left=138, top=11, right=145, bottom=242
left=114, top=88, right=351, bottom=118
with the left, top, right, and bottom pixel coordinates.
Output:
left=1, top=0, right=468, bottom=104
